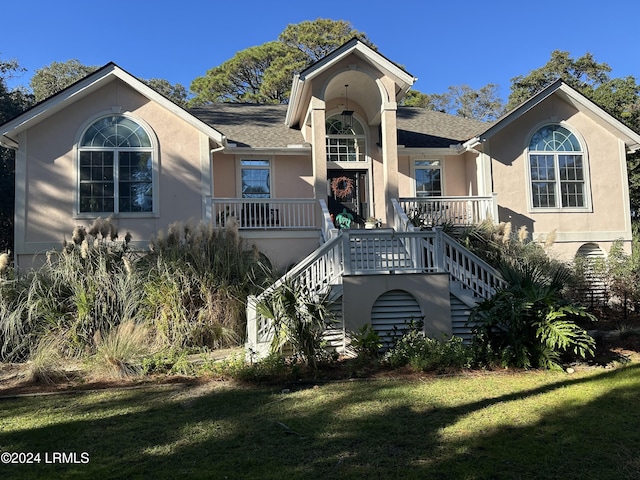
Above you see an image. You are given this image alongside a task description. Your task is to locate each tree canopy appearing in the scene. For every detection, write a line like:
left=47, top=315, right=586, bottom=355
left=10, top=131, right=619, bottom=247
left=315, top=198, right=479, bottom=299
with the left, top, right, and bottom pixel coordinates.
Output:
left=189, top=19, right=372, bottom=106
left=30, top=60, right=99, bottom=102
left=431, top=84, right=504, bottom=122
left=1, top=57, right=34, bottom=254
left=30, top=59, right=190, bottom=107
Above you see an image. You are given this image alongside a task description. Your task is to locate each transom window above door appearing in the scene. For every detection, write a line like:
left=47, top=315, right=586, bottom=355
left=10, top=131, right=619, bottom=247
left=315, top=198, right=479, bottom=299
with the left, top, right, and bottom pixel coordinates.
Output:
left=78, top=115, right=155, bottom=215
left=528, top=125, right=588, bottom=209
left=326, top=114, right=366, bottom=162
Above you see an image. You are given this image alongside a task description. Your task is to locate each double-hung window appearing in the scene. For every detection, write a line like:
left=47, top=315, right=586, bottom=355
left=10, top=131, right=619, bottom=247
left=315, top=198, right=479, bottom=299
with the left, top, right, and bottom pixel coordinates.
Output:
left=78, top=115, right=154, bottom=214
left=414, top=160, right=442, bottom=197
left=528, top=125, right=587, bottom=209
left=241, top=160, right=271, bottom=198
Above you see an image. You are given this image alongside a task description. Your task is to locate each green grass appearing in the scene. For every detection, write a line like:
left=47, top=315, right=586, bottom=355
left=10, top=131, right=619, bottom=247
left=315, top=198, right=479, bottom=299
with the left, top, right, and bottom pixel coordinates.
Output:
left=1, top=365, right=640, bottom=479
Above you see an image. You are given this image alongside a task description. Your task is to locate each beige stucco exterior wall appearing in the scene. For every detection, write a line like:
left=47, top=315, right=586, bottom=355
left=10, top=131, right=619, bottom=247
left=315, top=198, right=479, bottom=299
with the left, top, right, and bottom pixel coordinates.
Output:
left=212, top=153, right=314, bottom=198
left=397, top=153, right=475, bottom=197
left=342, top=273, right=452, bottom=337
left=487, top=95, right=632, bottom=258
left=15, top=79, right=210, bottom=267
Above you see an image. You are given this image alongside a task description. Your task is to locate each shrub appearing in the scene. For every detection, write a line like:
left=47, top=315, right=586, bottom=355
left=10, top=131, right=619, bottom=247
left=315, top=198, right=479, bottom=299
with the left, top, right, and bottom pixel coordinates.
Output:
left=384, top=321, right=471, bottom=373
left=349, top=324, right=382, bottom=360
left=215, top=352, right=298, bottom=382
left=141, top=348, right=196, bottom=376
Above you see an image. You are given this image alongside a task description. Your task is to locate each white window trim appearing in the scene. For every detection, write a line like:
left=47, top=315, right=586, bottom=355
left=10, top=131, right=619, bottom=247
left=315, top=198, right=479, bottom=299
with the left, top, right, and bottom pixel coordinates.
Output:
left=237, top=157, right=274, bottom=198
left=525, top=123, right=592, bottom=213
left=411, top=158, right=445, bottom=197
left=73, top=112, right=159, bottom=219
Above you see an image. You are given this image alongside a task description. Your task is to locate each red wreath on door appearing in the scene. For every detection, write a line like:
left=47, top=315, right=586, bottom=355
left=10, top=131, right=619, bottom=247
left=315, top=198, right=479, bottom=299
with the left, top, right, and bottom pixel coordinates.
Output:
left=330, top=176, right=354, bottom=199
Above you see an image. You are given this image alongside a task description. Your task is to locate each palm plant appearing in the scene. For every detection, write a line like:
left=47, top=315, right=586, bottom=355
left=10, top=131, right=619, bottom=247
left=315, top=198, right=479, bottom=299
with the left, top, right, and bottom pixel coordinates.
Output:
left=469, top=261, right=596, bottom=369
left=256, top=279, right=334, bottom=371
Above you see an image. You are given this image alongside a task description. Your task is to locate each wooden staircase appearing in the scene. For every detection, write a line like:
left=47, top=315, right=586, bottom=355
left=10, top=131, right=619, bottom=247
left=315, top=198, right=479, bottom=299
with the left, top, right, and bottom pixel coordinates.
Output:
left=245, top=224, right=505, bottom=359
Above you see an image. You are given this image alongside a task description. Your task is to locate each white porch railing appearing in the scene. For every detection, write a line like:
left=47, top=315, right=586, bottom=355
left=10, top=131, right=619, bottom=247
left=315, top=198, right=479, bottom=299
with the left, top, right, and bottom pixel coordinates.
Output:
left=399, top=194, right=498, bottom=227
left=208, top=198, right=318, bottom=229
left=393, top=198, right=505, bottom=297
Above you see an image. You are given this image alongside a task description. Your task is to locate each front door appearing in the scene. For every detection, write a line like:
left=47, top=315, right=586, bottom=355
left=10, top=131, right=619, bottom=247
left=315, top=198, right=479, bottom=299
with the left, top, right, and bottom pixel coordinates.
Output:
left=328, top=170, right=368, bottom=228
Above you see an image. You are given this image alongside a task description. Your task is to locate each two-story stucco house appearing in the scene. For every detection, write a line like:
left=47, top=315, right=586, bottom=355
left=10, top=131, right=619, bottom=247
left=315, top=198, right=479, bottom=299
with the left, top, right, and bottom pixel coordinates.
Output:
left=2, top=39, right=639, bottom=355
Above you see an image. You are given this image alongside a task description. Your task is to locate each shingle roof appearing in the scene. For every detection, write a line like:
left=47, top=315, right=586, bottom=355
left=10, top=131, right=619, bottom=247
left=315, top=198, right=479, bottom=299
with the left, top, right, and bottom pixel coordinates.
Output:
left=396, top=108, right=488, bottom=148
left=188, top=103, right=489, bottom=149
left=189, top=104, right=303, bottom=148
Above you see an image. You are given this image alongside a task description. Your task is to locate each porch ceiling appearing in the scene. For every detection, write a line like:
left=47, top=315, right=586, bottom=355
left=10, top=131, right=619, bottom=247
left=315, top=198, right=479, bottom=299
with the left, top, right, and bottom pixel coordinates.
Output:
left=324, top=70, right=381, bottom=123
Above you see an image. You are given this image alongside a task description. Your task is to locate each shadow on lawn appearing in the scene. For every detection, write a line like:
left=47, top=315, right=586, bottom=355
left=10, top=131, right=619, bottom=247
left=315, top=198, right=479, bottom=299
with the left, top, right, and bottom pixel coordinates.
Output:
left=1, top=365, right=640, bottom=479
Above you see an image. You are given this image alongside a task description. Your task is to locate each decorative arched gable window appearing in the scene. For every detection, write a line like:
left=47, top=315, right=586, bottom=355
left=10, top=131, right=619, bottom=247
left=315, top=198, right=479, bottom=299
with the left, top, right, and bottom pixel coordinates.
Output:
left=325, top=114, right=366, bottom=162
left=528, top=125, right=588, bottom=209
left=78, top=115, right=154, bottom=214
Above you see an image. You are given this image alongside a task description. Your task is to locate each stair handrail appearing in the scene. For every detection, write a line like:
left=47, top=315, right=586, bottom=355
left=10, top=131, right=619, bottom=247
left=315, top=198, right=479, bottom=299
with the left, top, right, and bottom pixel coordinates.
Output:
left=319, top=199, right=339, bottom=242
left=253, top=234, right=344, bottom=305
left=439, top=230, right=507, bottom=299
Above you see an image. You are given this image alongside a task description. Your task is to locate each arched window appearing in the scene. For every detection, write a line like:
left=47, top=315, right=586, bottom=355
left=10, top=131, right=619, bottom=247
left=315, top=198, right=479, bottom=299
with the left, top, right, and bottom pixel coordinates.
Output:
left=78, top=115, right=154, bottom=214
left=528, top=125, right=587, bottom=209
left=325, top=114, right=366, bottom=162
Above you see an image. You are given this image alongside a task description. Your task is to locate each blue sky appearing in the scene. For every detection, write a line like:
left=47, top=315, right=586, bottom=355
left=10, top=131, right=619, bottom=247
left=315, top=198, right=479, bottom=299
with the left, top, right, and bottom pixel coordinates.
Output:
left=3, top=0, right=640, bottom=101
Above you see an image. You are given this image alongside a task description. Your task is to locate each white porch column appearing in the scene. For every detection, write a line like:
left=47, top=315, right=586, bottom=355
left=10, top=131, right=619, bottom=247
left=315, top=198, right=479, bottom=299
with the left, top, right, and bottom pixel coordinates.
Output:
left=380, top=101, right=398, bottom=225
left=310, top=97, right=327, bottom=225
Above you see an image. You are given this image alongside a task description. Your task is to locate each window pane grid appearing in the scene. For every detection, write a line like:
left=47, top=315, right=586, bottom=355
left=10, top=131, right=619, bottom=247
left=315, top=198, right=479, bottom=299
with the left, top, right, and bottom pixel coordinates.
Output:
left=326, top=138, right=362, bottom=162
left=241, top=160, right=271, bottom=198
left=79, top=151, right=115, bottom=213
left=118, top=152, right=153, bottom=212
left=531, top=182, right=556, bottom=208
left=561, top=182, right=584, bottom=207
left=79, top=116, right=153, bottom=214
left=529, top=126, right=586, bottom=209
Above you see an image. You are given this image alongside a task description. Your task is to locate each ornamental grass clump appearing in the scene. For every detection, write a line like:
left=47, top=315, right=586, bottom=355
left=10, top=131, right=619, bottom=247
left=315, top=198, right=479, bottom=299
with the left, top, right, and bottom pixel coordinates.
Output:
left=24, top=335, right=70, bottom=384
left=92, top=321, right=154, bottom=378
left=0, top=217, right=140, bottom=362
left=142, top=220, right=273, bottom=349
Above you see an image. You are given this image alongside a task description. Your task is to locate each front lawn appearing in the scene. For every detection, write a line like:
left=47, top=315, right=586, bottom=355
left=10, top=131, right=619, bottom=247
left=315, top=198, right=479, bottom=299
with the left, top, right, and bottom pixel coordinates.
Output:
left=1, top=364, right=639, bottom=479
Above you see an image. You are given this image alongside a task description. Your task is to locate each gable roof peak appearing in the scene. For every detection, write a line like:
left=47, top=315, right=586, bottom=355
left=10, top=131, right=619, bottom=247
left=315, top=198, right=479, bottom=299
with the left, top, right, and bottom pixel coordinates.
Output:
left=286, top=37, right=416, bottom=128
left=466, top=78, right=640, bottom=153
left=0, top=62, right=226, bottom=148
